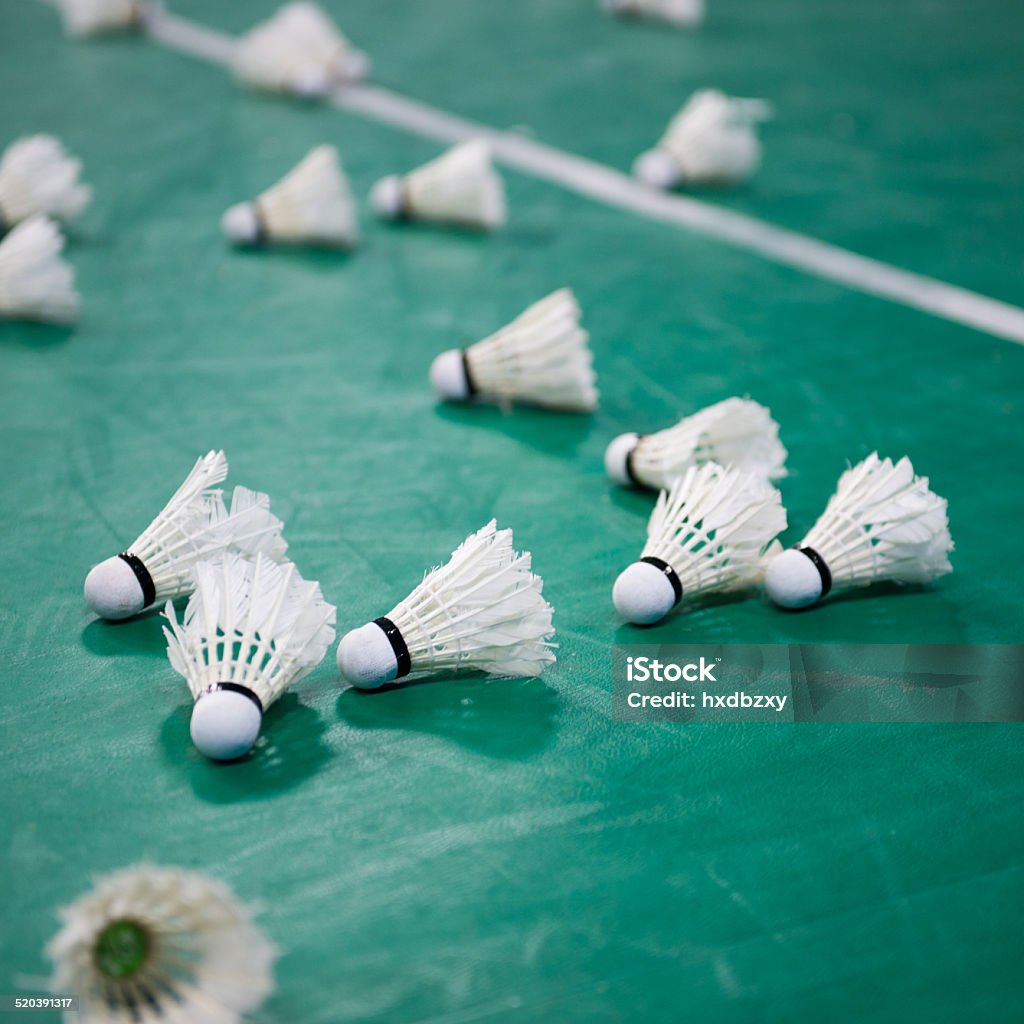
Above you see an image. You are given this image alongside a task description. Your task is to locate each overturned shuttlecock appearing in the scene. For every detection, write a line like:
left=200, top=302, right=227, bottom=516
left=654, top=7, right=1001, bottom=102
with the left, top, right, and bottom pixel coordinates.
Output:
left=47, top=863, right=275, bottom=1023
left=337, top=520, right=556, bottom=690
left=0, top=135, right=91, bottom=230
left=606, top=397, right=787, bottom=490
left=371, top=139, right=506, bottom=231
left=430, top=288, right=598, bottom=412
left=221, top=145, right=359, bottom=249
left=765, top=453, right=953, bottom=610
left=233, top=2, right=370, bottom=99
left=602, top=0, right=705, bottom=28
left=614, top=463, right=786, bottom=624
left=634, top=89, right=772, bottom=189
left=0, top=216, right=79, bottom=323
left=165, top=553, right=335, bottom=761
left=56, top=0, right=151, bottom=37
left=84, top=450, right=287, bottom=621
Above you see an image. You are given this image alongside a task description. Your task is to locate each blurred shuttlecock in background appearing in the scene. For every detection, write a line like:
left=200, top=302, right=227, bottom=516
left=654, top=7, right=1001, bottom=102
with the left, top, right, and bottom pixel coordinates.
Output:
left=0, top=216, right=78, bottom=323
left=613, top=463, right=786, bottom=624
left=371, top=139, right=507, bottom=231
left=634, top=89, right=772, bottom=189
left=430, top=288, right=598, bottom=411
left=222, top=145, right=360, bottom=249
left=765, top=453, right=953, bottom=610
left=602, top=0, right=705, bottom=28
left=84, top=450, right=287, bottom=621
left=48, top=863, right=275, bottom=1023
left=56, top=0, right=150, bottom=38
left=233, top=2, right=370, bottom=99
left=0, top=135, right=91, bottom=229
left=165, top=553, right=336, bottom=761
left=337, top=520, right=556, bottom=690
left=605, top=397, right=787, bottom=490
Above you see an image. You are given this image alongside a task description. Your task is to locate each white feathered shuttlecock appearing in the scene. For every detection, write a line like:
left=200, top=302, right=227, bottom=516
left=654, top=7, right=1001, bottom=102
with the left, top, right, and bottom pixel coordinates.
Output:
left=370, top=139, right=507, bottom=231
left=429, top=288, right=598, bottom=412
left=56, top=0, right=149, bottom=38
left=83, top=450, right=288, bottom=622
left=0, top=216, right=79, bottom=323
left=602, top=0, right=705, bottom=28
left=605, top=397, right=787, bottom=490
left=614, top=463, right=787, bottom=624
left=0, top=135, right=91, bottom=229
left=634, top=89, right=772, bottom=189
left=764, top=453, right=953, bottom=610
left=165, top=552, right=336, bottom=760
left=232, top=2, right=370, bottom=99
left=47, top=863, right=275, bottom=1024
left=337, top=520, right=556, bottom=690
left=221, top=145, right=359, bottom=249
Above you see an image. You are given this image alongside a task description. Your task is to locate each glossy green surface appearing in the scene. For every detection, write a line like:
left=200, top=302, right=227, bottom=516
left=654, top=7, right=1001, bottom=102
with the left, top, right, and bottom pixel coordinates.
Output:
left=1, top=1, right=1022, bottom=1021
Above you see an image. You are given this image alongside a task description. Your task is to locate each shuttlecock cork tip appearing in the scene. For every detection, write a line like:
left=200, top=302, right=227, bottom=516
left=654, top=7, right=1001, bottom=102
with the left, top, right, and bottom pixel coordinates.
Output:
left=604, top=432, right=641, bottom=486
left=370, top=175, right=405, bottom=220
left=613, top=561, right=680, bottom=625
left=190, top=689, right=263, bottom=761
left=764, top=548, right=825, bottom=609
left=221, top=202, right=261, bottom=245
left=429, top=348, right=471, bottom=401
left=337, top=621, right=400, bottom=689
left=84, top=556, right=147, bottom=621
left=633, top=148, right=680, bottom=190
left=289, top=65, right=330, bottom=99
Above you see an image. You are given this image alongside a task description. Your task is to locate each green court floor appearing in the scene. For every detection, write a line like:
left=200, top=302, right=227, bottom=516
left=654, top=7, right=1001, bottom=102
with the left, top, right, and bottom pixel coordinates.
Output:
left=1, top=1, right=1022, bottom=1021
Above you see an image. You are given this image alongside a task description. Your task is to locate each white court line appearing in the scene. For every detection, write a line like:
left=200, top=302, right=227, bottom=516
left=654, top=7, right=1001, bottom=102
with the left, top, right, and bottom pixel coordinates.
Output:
left=146, top=8, right=1024, bottom=346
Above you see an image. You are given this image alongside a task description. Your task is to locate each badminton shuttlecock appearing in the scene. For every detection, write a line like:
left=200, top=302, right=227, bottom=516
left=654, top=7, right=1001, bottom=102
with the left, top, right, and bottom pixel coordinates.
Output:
left=430, top=288, right=597, bottom=411
left=602, top=0, right=705, bottom=27
left=221, top=145, right=359, bottom=249
left=337, top=520, right=556, bottom=690
left=165, top=553, right=336, bottom=761
left=634, top=89, right=772, bottom=189
left=56, top=0, right=149, bottom=37
left=47, top=863, right=275, bottom=1023
left=0, top=216, right=79, bottom=323
left=84, top=450, right=287, bottom=621
left=0, top=135, right=91, bottom=229
left=233, top=2, right=370, bottom=98
left=606, top=397, right=787, bottom=490
left=371, top=139, right=507, bottom=231
left=765, top=453, right=953, bottom=610
left=614, top=463, right=786, bottom=624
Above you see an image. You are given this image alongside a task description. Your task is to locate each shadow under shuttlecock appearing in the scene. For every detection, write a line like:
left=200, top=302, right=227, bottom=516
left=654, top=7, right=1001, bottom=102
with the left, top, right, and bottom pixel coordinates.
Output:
left=607, top=484, right=660, bottom=518
left=226, top=244, right=356, bottom=270
left=81, top=615, right=168, bottom=659
left=0, top=321, right=75, bottom=348
left=433, top=401, right=595, bottom=458
left=336, top=674, right=559, bottom=761
left=159, top=693, right=332, bottom=803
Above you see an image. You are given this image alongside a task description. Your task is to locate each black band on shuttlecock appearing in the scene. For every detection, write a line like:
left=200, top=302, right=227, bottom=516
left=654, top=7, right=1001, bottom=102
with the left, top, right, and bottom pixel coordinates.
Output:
left=639, top=556, right=683, bottom=607
left=252, top=201, right=269, bottom=245
left=460, top=349, right=479, bottom=398
left=374, top=616, right=412, bottom=679
left=396, top=178, right=413, bottom=221
left=117, top=552, right=156, bottom=608
left=205, top=682, right=264, bottom=714
left=624, top=435, right=646, bottom=488
left=796, top=546, right=832, bottom=599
